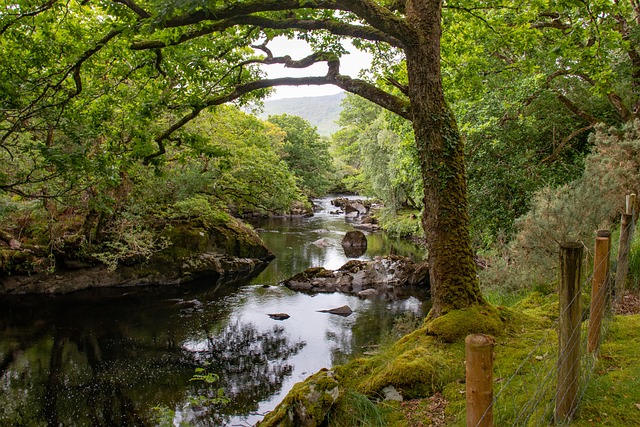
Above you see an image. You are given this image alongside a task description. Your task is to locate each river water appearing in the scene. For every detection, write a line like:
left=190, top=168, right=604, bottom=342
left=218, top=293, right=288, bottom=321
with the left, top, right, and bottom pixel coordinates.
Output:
left=0, top=196, right=428, bottom=426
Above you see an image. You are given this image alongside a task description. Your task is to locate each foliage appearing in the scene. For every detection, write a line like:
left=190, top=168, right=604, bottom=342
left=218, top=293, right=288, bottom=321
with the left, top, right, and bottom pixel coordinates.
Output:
left=478, top=116, right=640, bottom=297
left=152, top=366, right=230, bottom=427
left=0, top=105, right=302, bottom=272
left=268, top=114, right=335, bottom=198
left=91, top=216, right=171, bottom=271
left=376, top=209, right=422, bottom=239
left=331, top=94, right=422, bottom=211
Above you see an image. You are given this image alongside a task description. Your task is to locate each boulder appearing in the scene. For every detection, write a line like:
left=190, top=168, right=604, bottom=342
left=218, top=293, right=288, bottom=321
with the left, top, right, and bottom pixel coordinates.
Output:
left=0, top=218, right=274, bottom=294
left=282, top=256, right=430, bottom=300
left=258, top=369, right=340, bottom=427
left=341, top=231, right=367, bottom=248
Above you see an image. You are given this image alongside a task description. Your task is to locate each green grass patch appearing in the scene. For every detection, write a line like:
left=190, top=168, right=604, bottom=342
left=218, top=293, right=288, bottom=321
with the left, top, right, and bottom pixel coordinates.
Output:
left=313, top=291, right=640, bottom=427
left=571, top=314, right=640, bottom=426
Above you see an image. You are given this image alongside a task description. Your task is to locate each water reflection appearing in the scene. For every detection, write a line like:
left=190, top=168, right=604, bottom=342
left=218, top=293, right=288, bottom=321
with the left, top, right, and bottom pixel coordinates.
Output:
left=250, top=196, right=427, bottom=286
left=179, top=321, right=306, bottom=426
left=0, top=196, right=429, bottom=426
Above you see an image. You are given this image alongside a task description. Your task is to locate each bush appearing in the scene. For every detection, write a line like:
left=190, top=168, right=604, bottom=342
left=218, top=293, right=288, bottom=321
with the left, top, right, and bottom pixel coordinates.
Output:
left=490, top=121, right=640, bottom=290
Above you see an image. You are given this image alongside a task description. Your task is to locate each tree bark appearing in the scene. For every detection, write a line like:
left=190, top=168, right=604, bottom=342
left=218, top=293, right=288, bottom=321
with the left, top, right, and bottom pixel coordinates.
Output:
left=405, top=0, right=485, bottom=317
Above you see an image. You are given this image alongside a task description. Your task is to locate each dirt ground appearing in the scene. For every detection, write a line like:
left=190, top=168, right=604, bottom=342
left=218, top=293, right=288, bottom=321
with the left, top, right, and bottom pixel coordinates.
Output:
left=613, top=290, right=640, bottom=315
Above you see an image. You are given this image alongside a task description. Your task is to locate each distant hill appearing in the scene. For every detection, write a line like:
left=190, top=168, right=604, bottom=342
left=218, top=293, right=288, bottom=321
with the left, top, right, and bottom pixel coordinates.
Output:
left=257, top=92, right=346, bottom=136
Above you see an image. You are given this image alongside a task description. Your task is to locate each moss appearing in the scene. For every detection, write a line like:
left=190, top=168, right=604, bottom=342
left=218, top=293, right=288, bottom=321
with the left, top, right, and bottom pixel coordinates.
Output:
left=338, top=260, right=367, bottom=273
left=424, top=304, right=504, bottom=343
left=258, top=368, right=340, bottom=427
left=207, top=216, right=273, bottom=259
left=570, top=314, right=640, bottom=426
left=288, top=267, right=334, bottom=282
left=0, top=249, right=48, bottom=275
left=360, top=346, right=461, bottom=399
left=147, top=217, right=272, bottom=275
left=160, top=224, right=209, bottom=260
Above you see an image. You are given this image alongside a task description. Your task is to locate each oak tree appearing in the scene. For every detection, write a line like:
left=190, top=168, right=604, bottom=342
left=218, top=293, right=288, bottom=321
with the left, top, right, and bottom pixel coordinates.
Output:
left=1, top=0, right=487, bottom=318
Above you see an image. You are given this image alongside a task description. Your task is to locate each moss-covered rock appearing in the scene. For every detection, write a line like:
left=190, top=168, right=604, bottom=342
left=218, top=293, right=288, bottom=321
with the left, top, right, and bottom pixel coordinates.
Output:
left=207, top=217, right=273, bottom=259
left=258, top=368, right=340, bottom=427
left=0, top=217, right=274, bottom=294
left=0, top=249, right=49, bottom=275
left=424, top=304, right=504, bottom=343
left=359, top=345, right=459, bottom=399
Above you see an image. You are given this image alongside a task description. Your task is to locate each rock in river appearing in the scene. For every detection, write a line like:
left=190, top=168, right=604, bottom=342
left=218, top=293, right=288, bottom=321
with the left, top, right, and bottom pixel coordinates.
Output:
left=268, top=313, right=290, bottom=320
left=281, top=255, right=429, bottom=300
left=317, top=305, right=353, bottom=316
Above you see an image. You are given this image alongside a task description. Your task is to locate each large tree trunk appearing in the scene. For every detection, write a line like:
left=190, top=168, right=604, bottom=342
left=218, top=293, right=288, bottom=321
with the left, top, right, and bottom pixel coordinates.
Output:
left=406, top=0, right=485, bottom=318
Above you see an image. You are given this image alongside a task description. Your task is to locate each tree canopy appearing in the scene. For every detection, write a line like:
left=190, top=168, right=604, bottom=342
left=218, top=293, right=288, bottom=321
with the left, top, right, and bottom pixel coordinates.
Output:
left=2, top=0, right=556, bottom=319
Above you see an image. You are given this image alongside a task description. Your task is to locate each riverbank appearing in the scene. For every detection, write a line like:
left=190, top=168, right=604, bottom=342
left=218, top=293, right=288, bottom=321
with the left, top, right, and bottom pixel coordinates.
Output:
left=0, top=216, right=274, bottom=294
left=259, top=289, right=640, bottom=426
left=0, top=195, right=430, bottom=426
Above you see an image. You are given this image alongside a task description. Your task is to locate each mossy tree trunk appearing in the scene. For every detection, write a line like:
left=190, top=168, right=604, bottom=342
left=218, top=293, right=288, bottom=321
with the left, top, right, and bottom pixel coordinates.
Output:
left=104, top=0, right=489, bottom=320
left=405, top=0, right=485, bottom=317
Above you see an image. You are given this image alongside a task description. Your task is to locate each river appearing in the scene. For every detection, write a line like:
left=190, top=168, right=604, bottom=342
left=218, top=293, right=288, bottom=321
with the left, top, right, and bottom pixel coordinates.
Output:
left=0, top=196, right=428, bottom=426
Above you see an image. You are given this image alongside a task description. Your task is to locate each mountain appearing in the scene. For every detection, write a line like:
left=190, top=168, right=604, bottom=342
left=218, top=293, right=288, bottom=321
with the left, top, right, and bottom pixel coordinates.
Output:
left=257, top=92, right=346, bottom=137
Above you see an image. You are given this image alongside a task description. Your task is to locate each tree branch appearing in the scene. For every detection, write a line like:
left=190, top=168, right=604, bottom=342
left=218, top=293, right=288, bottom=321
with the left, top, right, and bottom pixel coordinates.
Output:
left=112, top=0, right=150, bottom=18
left=554, top=91, right=599, bottom=124
left=145, top=59, right=410, bottom=163
left=132, top=15, right=403, bottom=50
left=121, top=0, right=412, bottom=46
left=540, top=124, right=594, bottom=165
left=159, top=0, right=343, bottom=28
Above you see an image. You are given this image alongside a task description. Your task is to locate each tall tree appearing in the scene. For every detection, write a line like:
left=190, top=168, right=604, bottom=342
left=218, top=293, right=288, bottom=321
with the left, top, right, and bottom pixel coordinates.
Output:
left=267, top=114, right=334, bottom=198
left=1, top=0, right=487, bottom=318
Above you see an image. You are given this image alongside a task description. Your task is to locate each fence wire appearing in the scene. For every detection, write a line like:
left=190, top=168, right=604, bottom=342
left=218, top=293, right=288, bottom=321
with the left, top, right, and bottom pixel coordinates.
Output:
left=468, top=239, right=621, bottom=427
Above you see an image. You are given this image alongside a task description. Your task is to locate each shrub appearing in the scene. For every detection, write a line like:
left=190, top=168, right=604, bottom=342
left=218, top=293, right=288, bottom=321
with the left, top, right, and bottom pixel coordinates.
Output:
left=496, top=121, right=640, bottom=288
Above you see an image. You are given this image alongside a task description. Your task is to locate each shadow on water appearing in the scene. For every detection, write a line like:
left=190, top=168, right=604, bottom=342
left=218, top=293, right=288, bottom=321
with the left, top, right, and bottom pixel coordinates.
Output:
left=0, top=196, right=429, bottom=426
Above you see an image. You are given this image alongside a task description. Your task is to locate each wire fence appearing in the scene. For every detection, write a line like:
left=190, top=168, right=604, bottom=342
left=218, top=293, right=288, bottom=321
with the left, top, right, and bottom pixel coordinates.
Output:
left=464, top=197, right=636, bottom=427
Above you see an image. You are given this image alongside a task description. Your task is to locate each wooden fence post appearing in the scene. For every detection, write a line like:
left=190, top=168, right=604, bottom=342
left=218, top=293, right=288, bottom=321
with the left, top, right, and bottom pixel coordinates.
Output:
left=588, top=232, right=610, bottom=354
left=466, top=334, right=495, bottom=427
left=615, top=212, right=634, bottom=297
left=556, top=242, right=583, bottom=423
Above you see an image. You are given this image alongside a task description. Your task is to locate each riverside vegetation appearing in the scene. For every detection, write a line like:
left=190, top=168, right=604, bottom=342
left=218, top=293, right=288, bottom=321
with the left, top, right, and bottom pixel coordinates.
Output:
left=2, top=1, right=640, bottom=425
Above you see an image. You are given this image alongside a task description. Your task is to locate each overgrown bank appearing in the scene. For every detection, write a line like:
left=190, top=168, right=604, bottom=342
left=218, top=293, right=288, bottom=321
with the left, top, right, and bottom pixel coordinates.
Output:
left=258, top=289, right=640, bottom=427
left=0, top=107, right=336, bottom=293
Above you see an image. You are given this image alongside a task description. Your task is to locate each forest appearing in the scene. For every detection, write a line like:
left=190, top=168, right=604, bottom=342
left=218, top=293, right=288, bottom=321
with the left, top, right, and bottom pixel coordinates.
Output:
left=1, top=0, right=640, bottom=426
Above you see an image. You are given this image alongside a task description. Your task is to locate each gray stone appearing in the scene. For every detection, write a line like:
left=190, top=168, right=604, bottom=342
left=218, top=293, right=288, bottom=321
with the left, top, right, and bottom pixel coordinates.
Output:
left=268, top=313, right=290, bottom=320
left=318, top=305, right=353, bottom=316
left=382, top=385, right=404, bottom=402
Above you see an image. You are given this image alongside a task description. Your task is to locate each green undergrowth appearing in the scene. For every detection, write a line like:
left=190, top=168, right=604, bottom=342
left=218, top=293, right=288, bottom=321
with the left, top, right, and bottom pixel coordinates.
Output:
left=376, top=208, right=422, bottom=238
left=570, top=314, right=640, bottom=426
left=321, top=291, right=639, bottom=426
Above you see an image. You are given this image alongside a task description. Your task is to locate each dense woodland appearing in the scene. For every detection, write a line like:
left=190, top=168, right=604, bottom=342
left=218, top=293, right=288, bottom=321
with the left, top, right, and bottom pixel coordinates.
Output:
left=1, top=1, right=639, bottom=305
left=2, top=1, right=640, bottom=426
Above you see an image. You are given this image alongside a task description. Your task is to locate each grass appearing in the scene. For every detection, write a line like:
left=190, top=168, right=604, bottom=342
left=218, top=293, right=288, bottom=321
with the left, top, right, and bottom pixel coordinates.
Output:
left=312, top=289, right=640, bottom=427
left=570, top=314, right=640, bottom=426
left=627, top=228, right=640, bottom=290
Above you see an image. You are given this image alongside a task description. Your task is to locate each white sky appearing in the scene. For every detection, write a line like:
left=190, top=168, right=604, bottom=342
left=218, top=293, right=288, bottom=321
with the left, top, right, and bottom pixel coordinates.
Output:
left=261, top=37, right=372, bottom=100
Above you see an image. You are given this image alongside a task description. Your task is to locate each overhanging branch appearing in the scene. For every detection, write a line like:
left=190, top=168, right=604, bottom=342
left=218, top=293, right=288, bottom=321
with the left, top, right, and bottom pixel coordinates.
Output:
left=145, top=69, right=410, bottom=164
left=131, top=15, right=403, bottom=50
